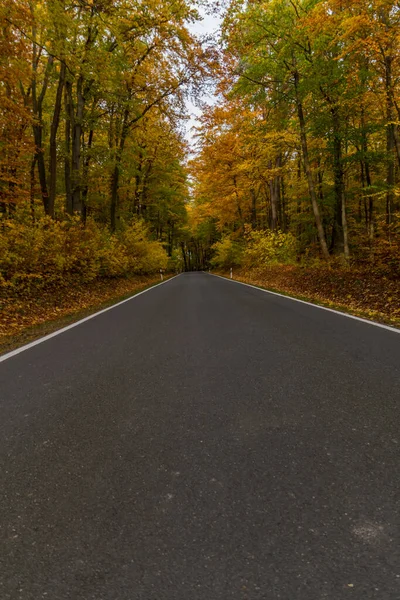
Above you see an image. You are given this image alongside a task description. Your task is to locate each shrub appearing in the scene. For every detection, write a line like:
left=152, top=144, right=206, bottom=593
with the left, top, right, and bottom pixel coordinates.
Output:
left=98, top=234, right=129, bottom=277
left=167, top=248, right=184, bottom=272
left=0, top=216, right=102, bottom=289
left=243, top=230, right=297, bottom=269
left=0, top=216, right=169, bottom=297
left=210, top=237, right=243, bottom=269
left=120, top=220, right=168, bottom=274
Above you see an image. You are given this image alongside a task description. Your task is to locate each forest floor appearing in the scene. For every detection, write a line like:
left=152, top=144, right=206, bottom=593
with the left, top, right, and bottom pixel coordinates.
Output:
left=0, top=274, right=170, bottom=355
left=217, top=265, right=400, bottom=328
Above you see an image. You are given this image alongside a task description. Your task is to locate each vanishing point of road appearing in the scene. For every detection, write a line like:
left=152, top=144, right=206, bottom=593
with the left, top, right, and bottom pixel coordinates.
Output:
left=1, top=273, right=399, bottom=599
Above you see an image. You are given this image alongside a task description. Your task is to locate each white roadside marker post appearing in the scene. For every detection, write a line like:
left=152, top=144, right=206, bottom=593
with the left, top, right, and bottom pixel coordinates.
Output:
left=230, top=267, right=233, bottom=279
left=160, top=269, right=164, bottom=282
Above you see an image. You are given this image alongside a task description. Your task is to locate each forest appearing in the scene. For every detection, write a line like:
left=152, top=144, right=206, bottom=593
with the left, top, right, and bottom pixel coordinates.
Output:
left=1, top=0, right=400, bottom=343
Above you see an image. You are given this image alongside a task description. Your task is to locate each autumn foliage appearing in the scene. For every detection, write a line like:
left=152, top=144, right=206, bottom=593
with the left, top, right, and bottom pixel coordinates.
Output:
left=0, top=217, right=168, bottom=290
left=181, top=0, right=400, bottom=324
left=0, top=0, right=204, bottom=341
left=190, top=0, right=400, bottom=269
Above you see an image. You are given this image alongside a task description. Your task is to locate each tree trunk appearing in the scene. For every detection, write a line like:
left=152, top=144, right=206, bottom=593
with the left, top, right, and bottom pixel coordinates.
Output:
left=360, top=108, right=374, bottom=240
left=294, top=70, right=330, bottom=259
left=30, top=155, right=37, bottom=222
left=71, top=75, right=84, bottom=214
left=250, top=188, right=257, bottom=229
left=341, top=187, right=350, bottom=260
left=181, top=242, right=188, bottom=271
left=281, top=173, right=287, bottom=232
left=48, top=62, right=66, bottom=218
left=65, top=82, right=73, bottom=214
left=268, top=159, right=279, bottom=230
left=110, top=109, right=129, bottom=231
left=168, top=222, right=174, bottom=256
left=134, top=151, right=144, bottom=214
left=33, top=122, right=49, bottom=215
left=110, top=161, right=120, bottom=232
left=269, top=177, right=278, bottom=231
left=330, top=107, right=346, bottom=255
left=232, top=175, right=244, bottom=232
left=385, top=55, right=395, bottom=224
left=31, top=33, right=53, bottom=215
left=275, top=155, right=283, bottom=229
left=360, top=109, right=374, bottom=240
left=81, top=128, right=94, bottom=224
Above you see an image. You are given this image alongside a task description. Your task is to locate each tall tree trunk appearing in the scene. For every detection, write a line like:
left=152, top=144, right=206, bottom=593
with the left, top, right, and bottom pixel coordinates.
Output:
left=268, top=159, right=279, bottom=230
left=275, top=155, right=283, bottom=229
left=232, top=175, right=244, bottom=232
left=110, top=161, right=120, bottom=232
left=168, top=222, right=174, bottom=256
left=393, top=124, right=400, bottom=169
left=65, top=82, right=73, bottom=214
left=140, top=164, right=152, bottom=216
left=134, top=153, right=144, bottom=215
left=33, top=122, right=49, bottom=214
left=341, top=187, right=350, bottom=260
left=330, top=107, right=348, bottom=256
left=110, top=109, right=129, bottom=231
left=181, top=242, right=188, bottom=272
left=30, top=155, right=37, bottom=222
left=281, top=173, right=287, bottom=232
left=250, top=188, right=257, bottom=229
left=317, top=166, right=325, bottom=208
left=48, top=62, right=66, bottom=218
left=385, top=54, right=395, bottom=224
left=294, top=70, right=330, bottom=259
left=296, top=157, right=303, bottom=244
left=71, top=75, right=84, bottom=214
left=262, top=182, right=270, bottom=230
left=81, top=128, right=94, bottom=224
left=269, top=178, right=278, bottom=231
left=31, top=26, right=53, bottom=215
left=360, top=160, right=366, bottom=223
left=361, top=108, right=374, bottom=240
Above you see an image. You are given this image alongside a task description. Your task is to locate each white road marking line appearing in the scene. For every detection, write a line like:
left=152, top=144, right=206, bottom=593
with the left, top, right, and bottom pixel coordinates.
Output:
left=0, top=275, right=181, bottom=363
left=209, top=273, right=400, bottom=334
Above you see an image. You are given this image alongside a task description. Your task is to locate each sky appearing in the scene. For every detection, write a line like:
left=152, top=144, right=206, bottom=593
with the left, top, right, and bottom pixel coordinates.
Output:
left=185, top=6, right=222, bottom=151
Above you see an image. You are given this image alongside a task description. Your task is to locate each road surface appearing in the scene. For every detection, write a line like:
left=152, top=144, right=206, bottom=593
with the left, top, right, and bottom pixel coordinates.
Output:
left=1, top=272, right=399, bottom=599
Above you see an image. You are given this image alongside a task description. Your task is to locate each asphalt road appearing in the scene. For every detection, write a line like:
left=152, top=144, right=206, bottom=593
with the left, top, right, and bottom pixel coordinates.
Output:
left=1, top=272, right=400, bottom=600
